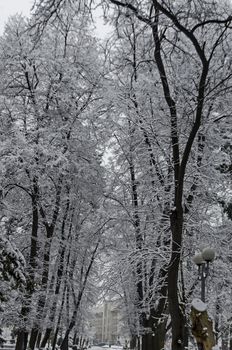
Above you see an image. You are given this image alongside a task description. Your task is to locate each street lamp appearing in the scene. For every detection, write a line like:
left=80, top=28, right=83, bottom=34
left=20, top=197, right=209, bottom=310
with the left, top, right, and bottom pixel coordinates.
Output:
left=191, top=248, right=216, bottom=350
left=193, top=247, right=216, bottom=302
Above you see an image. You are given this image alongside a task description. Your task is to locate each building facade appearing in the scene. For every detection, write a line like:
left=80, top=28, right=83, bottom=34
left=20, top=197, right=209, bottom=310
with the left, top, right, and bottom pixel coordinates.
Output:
left=93, top=300, right=121, bottom=344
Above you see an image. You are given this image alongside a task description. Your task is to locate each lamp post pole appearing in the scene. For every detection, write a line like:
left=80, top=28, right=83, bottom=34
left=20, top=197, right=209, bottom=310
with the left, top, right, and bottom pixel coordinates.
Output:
left=200, top=262, right=210, bottom=302
left=193, top=248, right=215, bottom=303
left=192, top=247, right=216, bottom=350
left=201, top=264, right=206, bottom=303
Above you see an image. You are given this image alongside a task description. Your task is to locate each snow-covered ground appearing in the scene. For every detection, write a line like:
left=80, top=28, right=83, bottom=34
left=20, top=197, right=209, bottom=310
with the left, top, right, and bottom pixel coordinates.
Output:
left=91, top=346, right=123, bottom=350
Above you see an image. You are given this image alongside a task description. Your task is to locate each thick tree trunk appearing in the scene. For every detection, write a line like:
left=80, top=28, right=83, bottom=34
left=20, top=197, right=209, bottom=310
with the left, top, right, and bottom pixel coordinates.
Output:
left=52, top=284, right=67, bottom=350
left=28, top=329, right=39, bottom=350
left=15, top=331, right=28, bottom=350
left=141, top=333, right=152, bottom=350
left=60, top=317, right=76, bottom=350
left=142, top=323, right=166, bottom=350
left=36, top=332, right=42, bottom=348
left=29, top=260, right=49, bottom=349
left=40, top=328, right=52, bottom=349
left=142, top=328, right=165, bottom=350
left=40, top=204, right=70, bottom=349
left=16, top=184, right=39, bottom=350
left=229, top=336, right=232, bottom=350
left=141, top=308, right=167, bottom=350
left=29, top=226, right=54, bottom=350
left=29, top=178, right=63, bottom=349
left=130, top=335, right=136, bottom=349
left=168, top=207, right=185, bottom=350
left=73, top=332, right=78, bottom=345
left=61, top=335, right=69, bottom=350
left=154, top=318, right=167, bottom=350
left=137, top=337, right=140, bottom=350
left=52, top=327, right=60, bottom=350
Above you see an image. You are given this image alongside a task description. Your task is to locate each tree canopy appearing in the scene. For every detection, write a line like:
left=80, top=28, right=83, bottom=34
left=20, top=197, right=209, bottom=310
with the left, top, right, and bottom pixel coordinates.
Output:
left=0, top=1, right=232, bottom=350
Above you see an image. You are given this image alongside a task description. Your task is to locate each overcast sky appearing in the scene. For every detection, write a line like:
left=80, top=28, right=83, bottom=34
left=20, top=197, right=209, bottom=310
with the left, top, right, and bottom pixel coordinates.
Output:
left=0, top=0, right=110, bottom=37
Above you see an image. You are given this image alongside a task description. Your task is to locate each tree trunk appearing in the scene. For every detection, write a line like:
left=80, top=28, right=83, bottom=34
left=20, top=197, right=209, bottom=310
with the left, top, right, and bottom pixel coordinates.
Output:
left=40, top=220, right=69, bottom=348
left=73, top=332, right=77, bottom=345
left=52, top=284, right=67, bottom=350
left=61, top=335, right=69, bottom=350
left=154, top=319, right=167, bottom=350
left=168, top=208, right=185, bottom=350
left=36, top=332, right=42, bottom=348
left=229, top=336, right=232, bottom=350
left=130, top=335, right=136, bottom=349
left=142, top=331, right=164, bottom=350
left=30, top=178, right=63, bottom=348
left=141, top=310, right=167, bottom=350
left=52, top=327, right=60, bottom=350
left=40, top=328, right=52, bottom=349
left=15, top=331, right=28, bottom=350
left=142, top=325, right=165, bottom=350
left=28, top=329, right=39, bottom=350
left=29, top=226, right=54, bottom=350
left=183, top=319, right=189, bottom=349
left=16, top=184, right=39, bottom=350
left=137, top=337, right=140, bottom=350
left=60, top=320, right=75, bottom=350
left=40, top=198, right=71, bottom=349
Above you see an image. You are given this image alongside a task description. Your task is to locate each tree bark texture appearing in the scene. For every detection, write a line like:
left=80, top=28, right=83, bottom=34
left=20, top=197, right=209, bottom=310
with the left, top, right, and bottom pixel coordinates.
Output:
left=16, top=179, right=39, bottom=350
left=40, top=198, right=70, bottom=348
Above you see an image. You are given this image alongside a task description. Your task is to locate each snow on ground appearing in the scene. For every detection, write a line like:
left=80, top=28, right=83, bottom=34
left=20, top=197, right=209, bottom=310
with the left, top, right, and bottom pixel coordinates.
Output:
left=91, top=347, right=123, bottom=350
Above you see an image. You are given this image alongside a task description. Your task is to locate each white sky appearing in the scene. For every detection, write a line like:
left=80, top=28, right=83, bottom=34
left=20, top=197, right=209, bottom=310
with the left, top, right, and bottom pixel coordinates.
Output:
left=0, top=0, right=111, bottom=38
